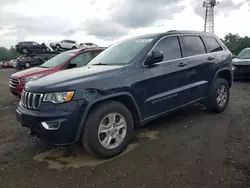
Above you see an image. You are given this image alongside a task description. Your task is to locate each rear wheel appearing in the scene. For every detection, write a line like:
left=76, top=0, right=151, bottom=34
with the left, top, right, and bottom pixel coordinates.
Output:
left=25, top=62, right=31, bottom=68
left=72, top=46, right=77, bottom=49
left=55, top=44, right=61, bottom=50
left=206, top=78, right=230, bottom=113
left=82, top=101, right=134, bottom=159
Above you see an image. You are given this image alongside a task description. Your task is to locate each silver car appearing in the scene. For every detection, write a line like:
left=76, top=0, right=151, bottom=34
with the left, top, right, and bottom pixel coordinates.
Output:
left=233, top=48, right=250, bottom=78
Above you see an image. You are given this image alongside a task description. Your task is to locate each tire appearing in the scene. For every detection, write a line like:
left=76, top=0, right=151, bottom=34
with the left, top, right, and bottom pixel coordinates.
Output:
left=55, top=44, right=61, bottom=50
left=206, top=78, right=230, bottom=113
left=42, top=47, right=47, bottom=52
left=82, top=101, right=134, bottom=159
left=25, top=62, right=31, bottom=68
left=22, top=48, right=28, bottom=54
left=72, top=46, right=77, bottom=49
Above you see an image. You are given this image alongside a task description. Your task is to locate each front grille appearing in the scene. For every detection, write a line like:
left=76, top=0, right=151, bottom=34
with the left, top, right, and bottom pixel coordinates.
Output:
left=21, top=91, right=43, bottom=110
left=9, top=77, right=19, bottom=88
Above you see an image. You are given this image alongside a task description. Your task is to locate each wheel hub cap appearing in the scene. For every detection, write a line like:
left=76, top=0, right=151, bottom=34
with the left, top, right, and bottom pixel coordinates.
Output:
left=98, top=113, right=127, bottom=150
left=216, top=85, right=227, bottom=107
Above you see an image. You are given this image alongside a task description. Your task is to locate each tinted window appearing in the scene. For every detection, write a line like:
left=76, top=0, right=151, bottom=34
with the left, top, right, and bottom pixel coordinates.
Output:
left=88, top=37, right=154, bottom=65
left=182, top=36, right=206, bottom=57
left=69, top=52, right=92, bottom=67
left=154, top=36, right=182, bottom=61
left=203, top=36, right=223, bottom=52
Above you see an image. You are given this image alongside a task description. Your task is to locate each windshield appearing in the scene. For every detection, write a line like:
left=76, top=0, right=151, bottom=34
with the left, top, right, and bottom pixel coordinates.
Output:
left=40, top=51, right=76, bottom=68
left=238, top=49, right=250, bottom=59
left=88, top=37, right=154, bottom=65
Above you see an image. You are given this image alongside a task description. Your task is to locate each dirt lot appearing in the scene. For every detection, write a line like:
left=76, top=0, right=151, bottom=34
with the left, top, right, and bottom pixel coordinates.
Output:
left=0, top=68, right=250, bottom=188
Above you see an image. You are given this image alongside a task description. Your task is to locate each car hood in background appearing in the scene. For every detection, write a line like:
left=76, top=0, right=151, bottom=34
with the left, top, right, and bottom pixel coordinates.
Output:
left=232, top=58, right=250, bottom=66
left=11, top=67, right=50, bottom=78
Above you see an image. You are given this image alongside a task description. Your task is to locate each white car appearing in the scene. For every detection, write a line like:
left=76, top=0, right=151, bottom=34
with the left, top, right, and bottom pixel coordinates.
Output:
left=79, top=43, right=98, bottom=49
left=50, top=40, right=79, bottom=50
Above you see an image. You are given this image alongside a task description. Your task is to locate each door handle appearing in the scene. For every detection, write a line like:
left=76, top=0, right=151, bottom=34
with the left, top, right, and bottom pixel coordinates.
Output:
left=207, top=56, right=215, bottom=61
left=178, top=62, right=187, bottom=67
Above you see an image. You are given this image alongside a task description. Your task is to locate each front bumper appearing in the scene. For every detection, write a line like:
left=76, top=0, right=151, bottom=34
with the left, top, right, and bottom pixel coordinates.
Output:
left=16, top=100, right=87, bottom=145
left=9, top=83, right=24, bottom=97
left=233, top=67, right=250, bottom=78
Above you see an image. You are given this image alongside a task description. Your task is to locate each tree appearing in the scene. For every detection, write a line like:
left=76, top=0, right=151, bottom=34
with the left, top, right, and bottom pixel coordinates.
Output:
left=0, top=47, right=19, bottom=61
left=222, top=33, right=250, bottom=55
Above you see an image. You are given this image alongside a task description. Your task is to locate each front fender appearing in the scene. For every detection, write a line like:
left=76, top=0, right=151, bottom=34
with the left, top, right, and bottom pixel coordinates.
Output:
left=74, top=92, right=141, bottom=141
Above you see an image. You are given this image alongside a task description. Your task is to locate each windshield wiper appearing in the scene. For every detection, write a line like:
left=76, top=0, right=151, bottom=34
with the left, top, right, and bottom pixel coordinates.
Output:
left=91, top=63, right=109, bottom=65
left=39, top=65, right=49, bottom=68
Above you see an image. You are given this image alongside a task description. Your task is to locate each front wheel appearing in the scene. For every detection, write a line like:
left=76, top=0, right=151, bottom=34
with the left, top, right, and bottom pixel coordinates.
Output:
left=206, top=78, right=230, bottom=113
left=81, top=101, right=134, bottom=159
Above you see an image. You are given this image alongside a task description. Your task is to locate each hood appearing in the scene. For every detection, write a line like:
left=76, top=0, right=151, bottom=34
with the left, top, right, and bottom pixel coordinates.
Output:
left=232, top=58, right=250, bottom=66
left=26, top=65, right=125, bottom=92
left=11, top=67, right=50, bottom=78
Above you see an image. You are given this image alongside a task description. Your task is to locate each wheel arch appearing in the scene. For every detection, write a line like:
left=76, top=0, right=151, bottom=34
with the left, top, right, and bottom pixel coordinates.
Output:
left=212, top=68, right=233, bottom=89
left=75, top=92, right=142, bottom=141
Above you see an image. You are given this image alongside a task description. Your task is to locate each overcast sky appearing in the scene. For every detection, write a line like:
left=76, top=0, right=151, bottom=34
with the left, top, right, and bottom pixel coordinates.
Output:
left=0, top=0, right=249, bottom=48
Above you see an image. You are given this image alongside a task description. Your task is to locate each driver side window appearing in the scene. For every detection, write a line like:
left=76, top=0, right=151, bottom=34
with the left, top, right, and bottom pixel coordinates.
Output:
left=68, top=52, right=92, bottom=68
left=154, top=36, right=182, bottom=62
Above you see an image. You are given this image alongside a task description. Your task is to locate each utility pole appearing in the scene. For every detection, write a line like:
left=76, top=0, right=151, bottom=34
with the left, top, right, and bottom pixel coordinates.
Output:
left=203, top=0, right=219, bottom=33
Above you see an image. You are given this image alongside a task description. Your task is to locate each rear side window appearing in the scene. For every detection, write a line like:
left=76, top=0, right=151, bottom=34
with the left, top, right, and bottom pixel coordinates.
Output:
left=182, top=36, right=206, bottom=57
left=202, top=36, right=223, bottom=53
left=154, top=36, right=182, bottom=62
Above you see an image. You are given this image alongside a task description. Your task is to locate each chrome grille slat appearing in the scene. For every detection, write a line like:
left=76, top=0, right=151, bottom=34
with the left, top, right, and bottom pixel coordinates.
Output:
left=9, top=77, right=20, bottom=88
left=23, top=92, right=27, bottom=107
left=20, top=91, right=43, bottom=110
left=27, top=93, right=31, bottom=108
left=32, top=94, right=36, bottom=109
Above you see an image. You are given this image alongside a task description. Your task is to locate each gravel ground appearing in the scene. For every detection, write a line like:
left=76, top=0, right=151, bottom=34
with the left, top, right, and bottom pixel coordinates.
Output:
left=0, top=68, right=250, bottom=188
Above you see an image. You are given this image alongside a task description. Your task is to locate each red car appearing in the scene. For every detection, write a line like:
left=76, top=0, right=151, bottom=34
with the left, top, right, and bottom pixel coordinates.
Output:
left=9, top=47, right=105, bottom=97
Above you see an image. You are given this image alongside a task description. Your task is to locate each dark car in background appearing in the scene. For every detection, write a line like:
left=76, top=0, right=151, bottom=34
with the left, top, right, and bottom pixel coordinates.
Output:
left=15, top=55, right=45, bottom=70
left=233, top=48, right=250, bottom=78
left=16, top=30, right=233, bottom=159
left=15, top=41, right=51, bottom=54
left=9, top=47, right=105, bottom=97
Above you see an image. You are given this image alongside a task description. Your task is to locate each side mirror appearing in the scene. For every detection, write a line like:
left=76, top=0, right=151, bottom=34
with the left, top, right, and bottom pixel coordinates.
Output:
left=68, top=63, right=77, bottom=69
left=145, top=50, right=164, bottom=66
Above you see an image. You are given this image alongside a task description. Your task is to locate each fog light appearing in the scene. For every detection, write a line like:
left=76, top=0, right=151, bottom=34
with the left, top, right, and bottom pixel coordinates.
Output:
left=41, top=121, right=60, bottom=130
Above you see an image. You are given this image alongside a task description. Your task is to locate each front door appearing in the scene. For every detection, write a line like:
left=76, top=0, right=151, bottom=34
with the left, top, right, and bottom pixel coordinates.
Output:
left=143, top=36, right=192, bottom=118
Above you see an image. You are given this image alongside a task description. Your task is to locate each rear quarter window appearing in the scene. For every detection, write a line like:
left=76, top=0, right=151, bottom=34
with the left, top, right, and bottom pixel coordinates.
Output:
left=202, top=36, right=223, bottom=53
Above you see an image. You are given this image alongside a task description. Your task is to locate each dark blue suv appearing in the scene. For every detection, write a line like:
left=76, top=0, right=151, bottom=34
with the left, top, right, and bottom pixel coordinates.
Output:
left=16, top=30, right=233, bottom=158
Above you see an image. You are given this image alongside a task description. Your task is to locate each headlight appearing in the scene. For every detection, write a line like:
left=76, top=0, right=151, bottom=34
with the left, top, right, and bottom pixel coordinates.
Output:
left=43, top=91, right=74, bottom=104
left=21, top=74, right=45, bottom=83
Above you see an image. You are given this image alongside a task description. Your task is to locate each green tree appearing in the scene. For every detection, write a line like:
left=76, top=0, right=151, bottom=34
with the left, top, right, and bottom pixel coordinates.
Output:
left=222, top=33, right=250, bottom=55
left=0, top=46, right=19, bottom=62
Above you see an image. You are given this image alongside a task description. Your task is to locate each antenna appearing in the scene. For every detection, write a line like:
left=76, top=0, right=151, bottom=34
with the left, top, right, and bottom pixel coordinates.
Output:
left=203, top=0, right=219, bottom=33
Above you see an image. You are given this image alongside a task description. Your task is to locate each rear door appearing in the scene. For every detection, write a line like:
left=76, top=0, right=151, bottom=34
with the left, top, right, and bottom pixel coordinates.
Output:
left=180, top=35, right=217, bottom=101
left=61, top=40, right=68, bottom=49
left=143, top=35, right=192, bottom=118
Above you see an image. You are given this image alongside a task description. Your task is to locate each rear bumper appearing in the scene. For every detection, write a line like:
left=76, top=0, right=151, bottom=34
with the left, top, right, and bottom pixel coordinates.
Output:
left=15, top=100, right=86, bottom=145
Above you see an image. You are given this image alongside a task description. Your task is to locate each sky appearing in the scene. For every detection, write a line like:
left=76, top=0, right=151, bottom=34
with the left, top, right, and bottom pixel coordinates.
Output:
left=0, top=0, right=249, bottom=48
